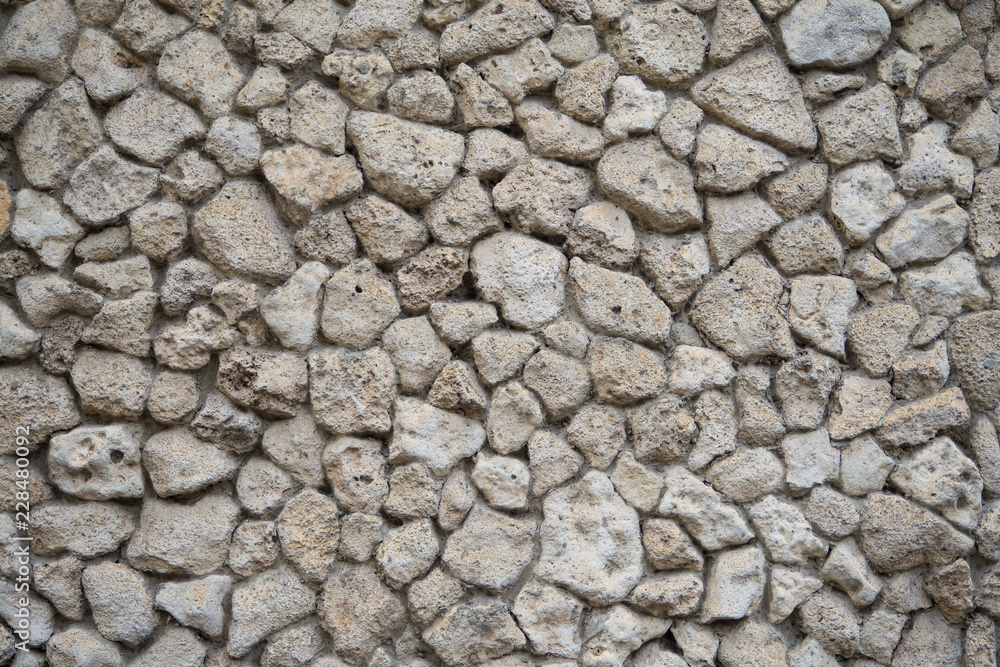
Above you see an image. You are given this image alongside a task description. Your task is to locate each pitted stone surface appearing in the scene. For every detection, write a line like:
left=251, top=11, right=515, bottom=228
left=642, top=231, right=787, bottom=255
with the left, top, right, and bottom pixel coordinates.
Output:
left=1, top=1, right=999, bottom=664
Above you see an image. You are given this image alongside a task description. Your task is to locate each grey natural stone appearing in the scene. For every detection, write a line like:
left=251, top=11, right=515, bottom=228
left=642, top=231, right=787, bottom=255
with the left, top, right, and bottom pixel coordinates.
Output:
left=779, top=0, right=889, bottom=68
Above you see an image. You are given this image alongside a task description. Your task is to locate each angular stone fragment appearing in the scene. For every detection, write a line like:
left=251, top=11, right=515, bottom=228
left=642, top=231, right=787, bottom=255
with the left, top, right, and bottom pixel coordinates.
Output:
left=512, top=579, right=583, bottom=659
left=309, top=347, right=395, bottom=435
left=439, top=0, right=553, bottom=64
left=347, top=112, right=465, bottom=207
left=260, top=145, right=363, bottom=223
left=889, top=437, right=982, bottom=530
left=820, top=538, right=881, bottom=607
left=218, top=347, right=308, bottom=418
left=0, top=0, right=77, bottom=83
left=525, top=433, right=580, bottom=500
left=900, top=252, right=990, bottom=318
left=494, top=158, right=592, bottom=238
left=588, top=338, right=664, bottom=407
left=658, top=465, right=753, bottom=550
left=191, top=181, right=296, bottom=284
left=29, top=500, right=133, bottom=561
left=608, top=2, right=706, bottom=86
left=876, top=195, right=968, bottom=268
left=155, top=575, right=231, bottom=637
left=701, top=545, right=766, bottom=622
left=898, top=123, right=975, bottom=199
left=847, top=304, right=920, bottom=377
left=470, top=233, right=566, bottom=331
left=706, top=192, right=783, bottom=267
left=953, top=100, right=1000, bottom=168
left=638, top=232, right=711, bottom=309
left=106, top=89, right=205, bottom=165
left=796, top=590, right=860, bottom=658
left=157, top=30, right=243, bottom=118
left=918, top=45, right=987, bottom=120
left=515, top=101, right=604, bottom=163
left=143, top=427, right=239, bottom=497
left=71, top=348, right=151, bottom=420
left=423, top=599, right=527, bottom=666
left=260, top=261, right=328, bottom=353
left=876, top=387, right=971, bottom=448
left=859, top=493, right=974, bottom=572
left=74, top=255, right=154, bottom=299
left=390, top=398, right=485, bottom=476
left=924, top=559, right=973, bottom=624
left=569, top=258, right=672, bottom=347
left=717, top=618, right=788, bottom=667
left=691, top=255, right=794, bottom=362
left=319, top=566, right=406, bottom=661
left=82, top=562, right=156, bottom=646
left=828, top=161, right=905, bottom=245
left=817, top=84, right=901, bottom=167
left=690, top=50, right=816, bottom=152
left=768, top=566, right=822, bottom=623
left=11, top=189, right=85, bottom=270
left=442, top=504, right=536, bottom=590
left=779, top=0, right=889, bottom=68
left=228, top=569, right=316, bottom=657
left=582, top=605, right=672, bottom=666
left=788, top=276, right=857, bottom=359
left=114, top=0, right=190, bottom=56
left=395, top=246, right=468, bottom=312
left=288, top=81, right=348, bottom=154
left=597, top=138, right=701, bottom=233
left=47, top=628, right=121, bottom=667
left=695, top=125, right=787, bottom=194
left=127, top=492, right=239, bottom=574
left=748, top=496, right=827, bottom=565
left=827, top=375, right=892, bottom=440
left=537, top=472, right=642, bottom=605
left=891, top=609, right=962, bottom=666
left=780, top=428, right=839, bottom=494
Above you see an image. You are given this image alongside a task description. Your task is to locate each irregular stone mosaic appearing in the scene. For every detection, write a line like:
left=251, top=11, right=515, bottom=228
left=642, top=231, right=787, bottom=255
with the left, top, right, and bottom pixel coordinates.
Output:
left=1, top=0, right=1000, bottom=664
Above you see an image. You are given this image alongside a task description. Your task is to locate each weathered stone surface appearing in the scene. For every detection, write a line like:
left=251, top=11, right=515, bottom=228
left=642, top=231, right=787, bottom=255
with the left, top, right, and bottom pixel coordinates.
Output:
left=471, top=233, right=567, bottom=330
left=597, top=138, right=701, bottom=233
left=347, top=112, right=465, bottom=207
left=779, top=0, right=889, bottom=68
left=690, top=50, right=817, bottom=152
left=126, top=492, right=240, bottom=575
left=390, top=398, right=485, bottom=475
left=859, top=493, right=974, bottom=572
left=309, top=347, right=395, bottom=435
left=443, top=504, right=536, bottom=590
left=192, top=181, right=296, bottom=284
left=691, top=255, right=795, bottom=362
left=536, top=472, right=643, bottom=605
left=569, top=258, right=672, bottom=347
left=608, top=2, right=707, bottom=86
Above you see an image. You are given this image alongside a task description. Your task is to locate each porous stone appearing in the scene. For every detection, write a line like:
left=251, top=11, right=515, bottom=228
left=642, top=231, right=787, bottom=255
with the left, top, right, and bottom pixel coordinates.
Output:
left=347, top=112, right=465, bottom=207
left=779, top=0, right=889, bottom=68
left=691, top=255, right=795, bottom=362
left=690, top=50, right=817, bottom=152
left=536, top=472, right=643, bottom=605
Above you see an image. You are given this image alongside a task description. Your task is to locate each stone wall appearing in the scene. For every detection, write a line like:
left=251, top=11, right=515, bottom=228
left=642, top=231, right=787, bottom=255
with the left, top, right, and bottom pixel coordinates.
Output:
left=0, top=0, right=999, bottom=663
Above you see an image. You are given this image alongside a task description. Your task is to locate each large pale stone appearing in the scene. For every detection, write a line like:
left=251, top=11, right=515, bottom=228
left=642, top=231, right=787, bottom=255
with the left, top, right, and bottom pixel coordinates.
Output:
left=691, top=255, right=795, bottom=362
left=471, top=232, right=567, bottom=330
left=389, top=398, right=486, bottom=476
left=779, top=0, right=890, bottom=68
left=597, top=138, right=701, bottom=233
left=347, top=112, right=465, bottom=207
left=536, top=471, right=643, bottom=605
left=191, top=181, right=296, bottom=284
left=690, top=50, right=817, bottom=152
